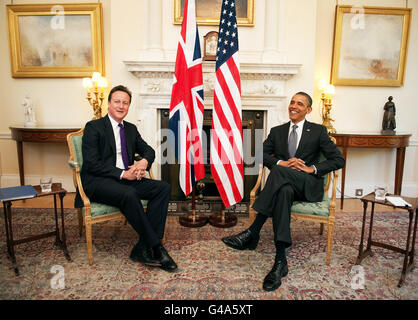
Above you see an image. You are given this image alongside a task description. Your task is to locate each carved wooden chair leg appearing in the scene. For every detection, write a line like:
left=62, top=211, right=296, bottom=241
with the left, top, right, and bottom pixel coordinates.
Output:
left=248, top=208, right=256, bottom=226
left=85, top=219, right=93, bottom=266
left=77, top=208, right=84, bottom=236
left=320, top=223, right=324, bottom=235
left=326, top=221, right=335, bottom=266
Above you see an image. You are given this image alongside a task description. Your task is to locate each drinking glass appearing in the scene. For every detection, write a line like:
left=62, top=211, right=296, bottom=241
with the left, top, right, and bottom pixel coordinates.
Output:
left=374, top=185, right=387, bottom=201
left=40, top=177, right=52, bottom=193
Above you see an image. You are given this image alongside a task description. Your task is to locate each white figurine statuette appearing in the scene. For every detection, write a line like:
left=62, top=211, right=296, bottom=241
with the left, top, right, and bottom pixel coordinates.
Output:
left=22, top=95, right=37, bottom=127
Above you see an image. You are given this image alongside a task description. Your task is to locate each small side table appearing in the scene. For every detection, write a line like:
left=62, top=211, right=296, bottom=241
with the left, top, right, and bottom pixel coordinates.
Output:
left=356, top=193, right=417, bottom=287
left=2, top=183, right=71, bottom=276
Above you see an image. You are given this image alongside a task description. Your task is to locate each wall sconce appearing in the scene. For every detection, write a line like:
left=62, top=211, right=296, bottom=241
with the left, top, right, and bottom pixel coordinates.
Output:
left=319, top=81, right=336, bottom=134
left=82, top=72, right=108, bottom=119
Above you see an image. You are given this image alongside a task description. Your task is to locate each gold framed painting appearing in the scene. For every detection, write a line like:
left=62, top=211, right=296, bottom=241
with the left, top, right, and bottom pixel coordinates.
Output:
left=331, top=6, right=411, bottom=87
left=174, top=0, right=254, bottom=26
left=7, top=3, right=104, bottom=78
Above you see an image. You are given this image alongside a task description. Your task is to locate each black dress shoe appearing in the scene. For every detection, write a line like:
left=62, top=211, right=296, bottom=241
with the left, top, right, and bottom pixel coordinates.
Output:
left=221, top=229, right=260, bottom=250
left=153, top=245, right=178, bottom=272
left=262, top=259, right=288, bottom=291
left=130, top=242, right=162, bottom=266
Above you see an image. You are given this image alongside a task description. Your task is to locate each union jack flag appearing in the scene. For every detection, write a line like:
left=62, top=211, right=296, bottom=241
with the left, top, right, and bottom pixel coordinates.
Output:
left=210, top=0, right=243, bottom=207
left=169, top=0, right=205, bottom=196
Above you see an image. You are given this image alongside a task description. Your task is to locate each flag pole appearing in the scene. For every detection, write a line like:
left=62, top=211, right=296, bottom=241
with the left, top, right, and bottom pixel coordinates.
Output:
left=209, top=202, right=237, bottom=228
left=209, top=0, right=243, bottom=227
left=179, top=185, right=208, bottom=228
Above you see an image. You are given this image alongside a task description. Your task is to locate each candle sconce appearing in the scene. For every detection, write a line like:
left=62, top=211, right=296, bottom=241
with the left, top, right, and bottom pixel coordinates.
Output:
left=83, top=72, right=108, bottom=119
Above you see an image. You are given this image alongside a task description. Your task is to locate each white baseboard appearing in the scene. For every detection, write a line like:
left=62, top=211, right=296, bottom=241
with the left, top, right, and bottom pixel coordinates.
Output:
left=0, top=174, right=76, bottom=193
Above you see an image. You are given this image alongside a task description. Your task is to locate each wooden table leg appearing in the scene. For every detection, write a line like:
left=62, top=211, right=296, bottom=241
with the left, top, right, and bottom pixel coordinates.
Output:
left=409, top=209, right=418, bottom=269
left=3, top=203, right=12, bottom=259
left=356, top=200, right=368, bottom=264
left=394, top=147, right=406, bottom=195
left=16, top=141, right=24, bottom=186
left=398, top=209, right=414, bottom=287
left=53, top=194, right=61, bottom=245
left=51, top=193, right=71, bottom=261
left=59, top=192, right=71, bottom=261
left=366, top=202, right=375, bottom=255
left=340, top=146, right=347, bottom=210
left=3, top=201, right=19, bottom=275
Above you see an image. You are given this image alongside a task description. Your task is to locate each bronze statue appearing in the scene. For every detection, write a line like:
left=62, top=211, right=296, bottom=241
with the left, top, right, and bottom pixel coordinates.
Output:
left=381, top=96, right=396, bottom=135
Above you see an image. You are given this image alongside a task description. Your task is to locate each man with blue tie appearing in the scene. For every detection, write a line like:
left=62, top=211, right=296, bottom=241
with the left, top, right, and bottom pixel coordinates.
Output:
left=80, top=85, right=177, bottom=272
left=222, top=92, right=345, bottom=291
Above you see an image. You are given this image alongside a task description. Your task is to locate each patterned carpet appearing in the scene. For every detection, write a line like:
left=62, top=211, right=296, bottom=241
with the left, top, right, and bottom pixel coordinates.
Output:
left=0, top=208, right=416, bottom=300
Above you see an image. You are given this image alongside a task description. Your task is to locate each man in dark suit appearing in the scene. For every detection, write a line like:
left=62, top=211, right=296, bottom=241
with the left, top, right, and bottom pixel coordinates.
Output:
left=222, top=92, right=344, bottom=291
left=80, top=85, right=177, bottom=272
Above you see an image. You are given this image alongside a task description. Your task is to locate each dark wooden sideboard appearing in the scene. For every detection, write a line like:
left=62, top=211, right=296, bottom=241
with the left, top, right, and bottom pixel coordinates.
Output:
left=9, top=126, right=81, bottom=186
left=329, top=132, right=411, bottom=209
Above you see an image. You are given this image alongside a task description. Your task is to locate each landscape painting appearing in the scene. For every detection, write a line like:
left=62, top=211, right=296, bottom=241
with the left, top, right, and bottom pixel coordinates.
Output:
left=7, top=3, right=104, bottom=78
left=331, top=6, right=411, bottom=87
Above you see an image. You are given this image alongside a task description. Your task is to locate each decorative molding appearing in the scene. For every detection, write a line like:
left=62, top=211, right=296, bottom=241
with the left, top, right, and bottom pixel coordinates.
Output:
left=410, top=139, right=418, bottom=147
left=123, top=60, right=302, bottom=81
left=0, top=132, right=12, bottom=139
left=124, top=60, right=301, bottom=99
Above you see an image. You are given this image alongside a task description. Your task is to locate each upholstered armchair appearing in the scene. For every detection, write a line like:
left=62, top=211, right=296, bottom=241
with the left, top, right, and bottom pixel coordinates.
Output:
left=249, top=137, right=340, bottom=265
left=67, top=128, right=163, bottom=265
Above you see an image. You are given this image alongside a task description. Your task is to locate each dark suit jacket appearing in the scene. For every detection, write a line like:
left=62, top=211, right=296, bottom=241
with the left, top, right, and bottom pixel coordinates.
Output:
left=263, top=120, right=344, bottom=202
left=75, top=115, right=155, bottom=207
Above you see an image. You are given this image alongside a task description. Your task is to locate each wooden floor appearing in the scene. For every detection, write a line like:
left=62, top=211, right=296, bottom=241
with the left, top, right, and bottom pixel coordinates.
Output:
left=10, top=192, right=397, bottom=213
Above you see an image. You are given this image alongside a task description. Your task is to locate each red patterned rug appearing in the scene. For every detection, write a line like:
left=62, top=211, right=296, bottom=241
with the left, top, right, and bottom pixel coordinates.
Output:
left=0, top=208, right=416, bottom=300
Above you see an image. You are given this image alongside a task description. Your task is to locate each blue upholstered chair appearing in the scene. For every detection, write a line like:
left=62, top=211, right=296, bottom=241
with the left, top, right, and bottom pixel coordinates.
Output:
left=67, top=128, right=163, bottom=265
left=249, top=137, right=340, bottom=265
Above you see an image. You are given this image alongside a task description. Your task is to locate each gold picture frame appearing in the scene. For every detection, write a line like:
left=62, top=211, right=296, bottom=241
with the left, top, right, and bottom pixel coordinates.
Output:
left=174, top=0, right=254, bottom=26
left=331, top=5, right=411, bottom=87
left=7, top=3, right=104, bottom=78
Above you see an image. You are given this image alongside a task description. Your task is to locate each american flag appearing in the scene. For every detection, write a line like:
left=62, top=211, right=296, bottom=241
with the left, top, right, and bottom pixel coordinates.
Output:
left=169, top=0, right=205, bottom=196
left=210, top=0, right=243, bottom=207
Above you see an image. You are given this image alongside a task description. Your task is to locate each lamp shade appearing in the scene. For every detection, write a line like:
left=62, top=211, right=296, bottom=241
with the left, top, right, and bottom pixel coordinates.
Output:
left=92, top=72, right=101, bottom=82
left=82, top=77, right=93, bottom=88
left=324, top=84, right=335, bottom=95
left=98, top=77, right=108, bottom=88
left=318, top=79, right=328, bottom=92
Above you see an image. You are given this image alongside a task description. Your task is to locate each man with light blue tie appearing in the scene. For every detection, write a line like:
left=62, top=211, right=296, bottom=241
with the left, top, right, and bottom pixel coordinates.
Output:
left=80, top=85, right=177, bottom=272
left=222, top=92, right=345, bottom=291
